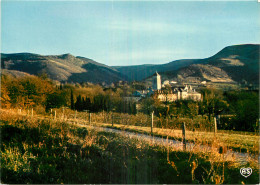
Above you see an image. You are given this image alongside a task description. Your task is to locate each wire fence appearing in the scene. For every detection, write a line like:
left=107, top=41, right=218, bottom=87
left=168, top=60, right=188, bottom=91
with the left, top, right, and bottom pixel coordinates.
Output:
left=28, top=108, right=216, bottom=132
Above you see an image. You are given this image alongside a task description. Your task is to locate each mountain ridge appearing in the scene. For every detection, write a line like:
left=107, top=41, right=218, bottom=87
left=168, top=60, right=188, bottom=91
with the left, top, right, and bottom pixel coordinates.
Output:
left=116, top=44, right=259, bottom=85
left=1, top=44, right=259, bottom=85
left=1, top=52, right=127, bottom=84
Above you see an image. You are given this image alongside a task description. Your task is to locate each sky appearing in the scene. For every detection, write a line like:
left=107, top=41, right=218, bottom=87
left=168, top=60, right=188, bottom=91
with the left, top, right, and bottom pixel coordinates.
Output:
left=1, top=0, right=260, bottom=66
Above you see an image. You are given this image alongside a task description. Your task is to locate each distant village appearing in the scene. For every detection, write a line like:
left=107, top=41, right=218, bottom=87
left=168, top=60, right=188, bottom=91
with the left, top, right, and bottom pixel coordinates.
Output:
left=123, top=72, right=202, bottom=103
left=62, top=70, right=258, bottom=105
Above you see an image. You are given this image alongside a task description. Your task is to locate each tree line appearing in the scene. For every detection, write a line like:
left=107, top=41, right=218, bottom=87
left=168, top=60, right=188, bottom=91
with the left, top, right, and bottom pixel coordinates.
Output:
left=140, top=88, right=259, bottom=132
left=72, top=93, right=137, bottom=115
left=1, top=74, right=258, bottom=132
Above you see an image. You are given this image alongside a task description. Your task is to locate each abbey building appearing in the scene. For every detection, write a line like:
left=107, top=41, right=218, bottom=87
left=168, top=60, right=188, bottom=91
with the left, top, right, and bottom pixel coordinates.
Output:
left=152, top=72, right=202, bottom=102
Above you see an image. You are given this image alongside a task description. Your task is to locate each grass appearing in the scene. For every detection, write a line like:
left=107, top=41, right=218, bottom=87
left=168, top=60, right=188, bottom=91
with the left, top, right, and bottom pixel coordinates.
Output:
left=6, top=108, right=260, bottom=153
left=39, top=108, right=259, bottom=154
left=4, top=108, right=260, bottom=153
left=93, top=122, right=259, bottom=154
left=1, top=109, right=259, bottom=184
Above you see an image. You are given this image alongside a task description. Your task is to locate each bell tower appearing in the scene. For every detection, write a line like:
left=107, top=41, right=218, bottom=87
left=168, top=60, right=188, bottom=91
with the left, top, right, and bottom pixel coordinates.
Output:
left=152, top=71, right=161, bottom=90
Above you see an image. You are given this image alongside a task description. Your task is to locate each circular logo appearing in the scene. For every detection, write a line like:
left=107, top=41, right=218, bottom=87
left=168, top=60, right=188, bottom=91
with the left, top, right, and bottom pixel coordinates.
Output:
left=240, top=167, right=252, bottom=178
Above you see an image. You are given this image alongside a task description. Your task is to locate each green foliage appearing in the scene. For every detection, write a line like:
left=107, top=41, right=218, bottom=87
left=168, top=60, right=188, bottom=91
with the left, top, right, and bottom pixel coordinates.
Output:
left=169, top=100, right=199, bottom=118
left=130, top=82, right=147, bottom=90
left=75, top=94, right=84, bottom=111
left=140, top=97, right=156, bottom=115
left=74, top=95, right=94, bottom=112
left=74, top=91, right=137, bottom=115
left=45, top=91, right=67, bottom=111
left=224, top=90, right=259, bottom=131
left=116, top=100, right=137, bottom=115
left=199, top=88, right=228, bottom=120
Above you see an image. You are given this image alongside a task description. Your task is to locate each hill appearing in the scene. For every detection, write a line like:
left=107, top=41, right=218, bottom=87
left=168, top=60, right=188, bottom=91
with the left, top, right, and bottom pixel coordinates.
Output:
left=204, top=44, right=259, bottom=84
left=1, top=44, right=259, bottom=86
left=113, top=59, right=201, bottom=82
left=116, top=44, right=259, bottom=85
left=1, top=53, right=126, bottom=84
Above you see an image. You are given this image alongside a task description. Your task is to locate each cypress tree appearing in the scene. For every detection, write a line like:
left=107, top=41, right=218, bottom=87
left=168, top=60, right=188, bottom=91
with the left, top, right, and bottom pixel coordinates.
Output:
left=75, top=95, right=83, bottom=111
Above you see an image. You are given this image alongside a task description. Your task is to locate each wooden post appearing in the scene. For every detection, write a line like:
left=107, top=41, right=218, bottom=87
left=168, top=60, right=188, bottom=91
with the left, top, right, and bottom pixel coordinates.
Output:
left=62, top=107, right=65, bottom=120
left=151, top=111, right=154, bottom=135
left=74, top=110, right=77, bottom=124
left=167, top=135, right=169, bottom=161
left=217, top=114, right=220, bottom=128
left=214, top=117, right=217, bottom=135
left=89, top=113, right=91, bottom=124
left=50, top=109, right=53, bottom=118
left=182, top=122, right=186, bottom=151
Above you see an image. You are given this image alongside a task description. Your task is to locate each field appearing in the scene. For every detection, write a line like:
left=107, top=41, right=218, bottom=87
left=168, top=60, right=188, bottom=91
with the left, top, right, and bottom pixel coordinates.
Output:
left=1, top=108, right=259, bottom=184
left=99, top=123, right=259, bottom=154
left=32, top=108, right=259, bottom=154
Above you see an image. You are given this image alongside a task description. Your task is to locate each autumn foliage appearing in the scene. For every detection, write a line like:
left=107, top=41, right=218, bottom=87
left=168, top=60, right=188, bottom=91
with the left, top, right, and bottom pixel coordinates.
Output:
left=1, top=74, right=59, bottom=109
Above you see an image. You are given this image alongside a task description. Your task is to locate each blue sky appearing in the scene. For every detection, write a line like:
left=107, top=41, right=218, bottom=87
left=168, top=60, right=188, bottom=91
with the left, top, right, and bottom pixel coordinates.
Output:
left=1, top=1, right=259, bottom=66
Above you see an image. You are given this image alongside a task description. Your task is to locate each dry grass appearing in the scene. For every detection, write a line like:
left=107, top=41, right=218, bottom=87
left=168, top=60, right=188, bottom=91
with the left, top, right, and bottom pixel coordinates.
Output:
left=3, top=108, right=259, bottom=154
left=95, top=122, right=259, bottom=154
left=1, top=108, right=259, bottom=184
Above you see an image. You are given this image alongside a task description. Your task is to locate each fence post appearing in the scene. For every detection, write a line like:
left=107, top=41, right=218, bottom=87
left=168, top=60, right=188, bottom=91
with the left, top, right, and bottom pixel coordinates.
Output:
left=167, top=136, right=169, bottom=161
left=74, top=110, right=77, bottom=124
left=182, top=122, right=186, bottom=151
left=151, top=111, right=154, bottom=135
left=89, top=113, right=91, bottom=124
left=62, top=107, right=65, bottom=120
left=214, top=117, right=217, bottom=135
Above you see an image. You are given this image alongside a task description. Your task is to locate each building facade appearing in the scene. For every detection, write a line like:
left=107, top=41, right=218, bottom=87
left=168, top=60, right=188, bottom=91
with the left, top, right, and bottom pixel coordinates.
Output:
left=154, top=85, right=202, bottom=102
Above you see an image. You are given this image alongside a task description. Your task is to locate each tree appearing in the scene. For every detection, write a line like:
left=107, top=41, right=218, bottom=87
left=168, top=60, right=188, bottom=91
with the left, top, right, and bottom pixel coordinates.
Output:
left=0, top=75, right=11, bottom=108
left=1, top=75, right=55, bottom=109
left=225, top=90, right=259, bottom=131
left=83, top=97, right=92, bottom=111
left=75, top=95, right=83, bottom=111
left=199, top=88, right=228, bottom=120
left=45, top=91, right=67, bottom=111
left=187, top=101, right=199, bottom=118
left=140, top=97, right=155, bottom=115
